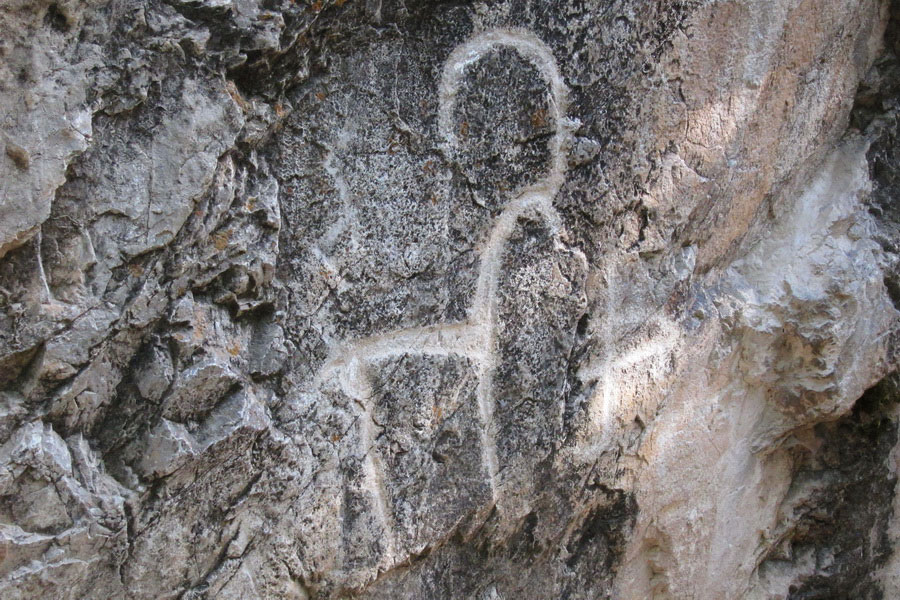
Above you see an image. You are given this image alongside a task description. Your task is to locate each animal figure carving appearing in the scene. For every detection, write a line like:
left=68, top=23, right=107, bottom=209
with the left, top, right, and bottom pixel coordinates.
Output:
left=315, top=28, right=581, bottom=558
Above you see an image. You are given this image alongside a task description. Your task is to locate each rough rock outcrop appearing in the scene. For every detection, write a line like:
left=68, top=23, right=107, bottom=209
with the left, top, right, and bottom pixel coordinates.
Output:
left=1, top=1, right=899, bottom=598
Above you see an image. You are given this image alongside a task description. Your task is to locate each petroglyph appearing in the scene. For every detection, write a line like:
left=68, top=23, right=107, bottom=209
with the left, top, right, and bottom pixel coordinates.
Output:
left=317, top=28, right=579, bottom=525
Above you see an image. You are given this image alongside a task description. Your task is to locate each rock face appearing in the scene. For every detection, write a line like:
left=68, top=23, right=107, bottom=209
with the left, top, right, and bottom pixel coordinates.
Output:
left=1, top=0, right=899, bottom=598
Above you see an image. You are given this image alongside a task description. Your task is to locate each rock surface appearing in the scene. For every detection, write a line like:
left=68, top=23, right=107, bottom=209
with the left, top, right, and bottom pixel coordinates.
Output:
left=1, top=0, right=899, bottom=598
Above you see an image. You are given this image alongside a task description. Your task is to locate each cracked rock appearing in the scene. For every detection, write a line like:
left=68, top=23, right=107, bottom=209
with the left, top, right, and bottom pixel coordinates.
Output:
left=1, top=1, right=900, bottom=599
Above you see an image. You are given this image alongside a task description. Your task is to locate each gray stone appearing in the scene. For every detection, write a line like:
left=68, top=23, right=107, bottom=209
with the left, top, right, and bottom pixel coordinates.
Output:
left=1, top=0, right=900, bottom=598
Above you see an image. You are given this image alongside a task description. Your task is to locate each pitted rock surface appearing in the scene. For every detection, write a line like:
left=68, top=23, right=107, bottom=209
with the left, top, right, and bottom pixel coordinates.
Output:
left=1, top=1, right=900, bottom=599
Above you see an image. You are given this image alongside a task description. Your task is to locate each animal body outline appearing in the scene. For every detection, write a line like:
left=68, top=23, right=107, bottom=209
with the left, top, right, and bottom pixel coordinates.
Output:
left=315, top=27, right=580, bottom=557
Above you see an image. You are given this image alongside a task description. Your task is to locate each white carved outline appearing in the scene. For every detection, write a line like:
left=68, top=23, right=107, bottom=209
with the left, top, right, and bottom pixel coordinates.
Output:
left=316, top=28, right=576, bottom=553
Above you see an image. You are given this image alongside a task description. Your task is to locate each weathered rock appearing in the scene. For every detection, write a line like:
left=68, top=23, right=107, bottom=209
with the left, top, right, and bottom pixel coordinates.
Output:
left=1, top=0, right=899, bottom=598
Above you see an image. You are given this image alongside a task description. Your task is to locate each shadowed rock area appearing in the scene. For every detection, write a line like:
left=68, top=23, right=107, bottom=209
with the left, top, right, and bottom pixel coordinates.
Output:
left=1, top=1, right=899, bottom=598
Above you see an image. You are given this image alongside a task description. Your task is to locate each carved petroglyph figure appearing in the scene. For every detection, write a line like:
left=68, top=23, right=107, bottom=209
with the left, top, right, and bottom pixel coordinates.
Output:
left=316, top=29, right=578, bottom=552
